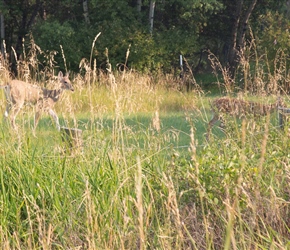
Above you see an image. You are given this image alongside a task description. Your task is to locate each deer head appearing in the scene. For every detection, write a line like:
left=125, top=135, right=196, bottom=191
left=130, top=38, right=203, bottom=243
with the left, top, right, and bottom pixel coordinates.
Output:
left=58, top=71, right=74, bottom=92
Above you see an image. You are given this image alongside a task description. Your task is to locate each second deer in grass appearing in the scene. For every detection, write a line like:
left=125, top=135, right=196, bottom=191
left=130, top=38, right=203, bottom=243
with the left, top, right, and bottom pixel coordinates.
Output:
left=2, top=71, right=74, bottom=132
left=206, top=96, right=284, bottom=140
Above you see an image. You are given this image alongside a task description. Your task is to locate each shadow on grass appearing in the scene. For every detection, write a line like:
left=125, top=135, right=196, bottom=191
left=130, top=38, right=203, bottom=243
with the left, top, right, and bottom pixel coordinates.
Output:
left=73, top=112, right=208, bottom=153
left=0, top=108, right=283, bottom=157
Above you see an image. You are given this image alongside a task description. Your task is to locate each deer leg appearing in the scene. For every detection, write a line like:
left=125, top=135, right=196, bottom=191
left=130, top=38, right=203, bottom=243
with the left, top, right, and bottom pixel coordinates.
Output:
left=219, top=117, right=226, bottom=129
left=10, top=106, right=21, bottom=130
left=48, top=109, right=60, bottom=131
left=206, top=113, right=220, bottom=141
left=4, top=102, right=11, bottom=119
left=34, top=109, right=42, bottom=132
left=3, top=86, right=12, bottom=120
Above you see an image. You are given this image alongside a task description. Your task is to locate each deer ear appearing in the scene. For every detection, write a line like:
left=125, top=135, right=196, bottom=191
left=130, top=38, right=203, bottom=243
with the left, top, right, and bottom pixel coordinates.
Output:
left=58, top=71, right=63, bottom=79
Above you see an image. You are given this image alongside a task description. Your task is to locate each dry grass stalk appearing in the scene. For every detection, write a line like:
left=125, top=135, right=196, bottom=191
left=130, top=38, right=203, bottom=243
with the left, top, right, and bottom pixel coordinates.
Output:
left=208, top=51, right=234, bottom=93
left=258, top=113, right=270, bottom=174
left=136, top=156, right=145, bottom=250
left=120, top=44, right=131, bottom=82
left=84, top=180, right=97, bottom=250
left=162, top=173, right=184, bottom=248
left=79, top=58, right=92, bottom=86
left=152, top=109, right=161, bottom=132
left=182, top=55, right=203, bottom=93
left=60, top=45, right=68, bottom=73
left=90, top=32, right=101, bottom=68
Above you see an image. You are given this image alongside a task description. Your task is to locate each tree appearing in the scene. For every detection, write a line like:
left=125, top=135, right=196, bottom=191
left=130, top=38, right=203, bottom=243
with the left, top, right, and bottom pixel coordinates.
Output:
left=149, top=1, right=155, bottom=34
left=0, top=0, right=287, bottom=77
left=82, top=0, right=90, bottom=24
left=203, top=0, right=285, bottom=79
left=137, top=0, right=142, bottom=12
left=0, top=11, right=4, bottom=58
left=2, top=0, right=43, bottom=74
left=227, top=0, right=257, bottom=78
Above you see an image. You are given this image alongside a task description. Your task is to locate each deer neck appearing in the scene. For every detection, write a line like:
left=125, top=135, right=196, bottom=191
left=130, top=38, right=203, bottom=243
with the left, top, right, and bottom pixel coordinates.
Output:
left=42, top=88, right=63, bottom=102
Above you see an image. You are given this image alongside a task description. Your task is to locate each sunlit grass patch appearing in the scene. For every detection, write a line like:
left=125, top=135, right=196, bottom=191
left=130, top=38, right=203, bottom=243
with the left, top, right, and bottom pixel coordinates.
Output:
left=0, top=50, right=290, bottom=248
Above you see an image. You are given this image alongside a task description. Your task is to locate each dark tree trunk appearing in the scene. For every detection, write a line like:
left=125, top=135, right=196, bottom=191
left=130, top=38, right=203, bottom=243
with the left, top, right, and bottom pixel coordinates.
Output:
left=227, top=0, right=243, bottom=80
left=149, top=1, right=155, bottom=35
left=12, top=0, right=42, bottom=75
left=237, top=0, right=257, bottom=49
left=227, top=0, right=257, bottom=79
left=0, top=12, right=4, bottom=58
left=83, top=0, right=90, bottom=24
left=137, top=0, right=142, bottom=12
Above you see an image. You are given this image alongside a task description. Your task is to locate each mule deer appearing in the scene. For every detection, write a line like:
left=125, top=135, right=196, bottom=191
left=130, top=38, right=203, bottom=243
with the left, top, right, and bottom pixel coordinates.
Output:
left=1, top=71, right=74, bottom=132
left=206, top=96, right=284, bottom=140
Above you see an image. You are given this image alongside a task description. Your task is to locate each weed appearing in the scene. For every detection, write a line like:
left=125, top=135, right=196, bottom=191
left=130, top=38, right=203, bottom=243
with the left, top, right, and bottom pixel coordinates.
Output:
left=0, top=38, right=290, bottom=249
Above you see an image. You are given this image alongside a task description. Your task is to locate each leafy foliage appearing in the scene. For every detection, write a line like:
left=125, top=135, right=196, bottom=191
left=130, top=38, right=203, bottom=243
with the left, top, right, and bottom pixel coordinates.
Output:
left=1, top=1, right=290, bottom=80
left=256, top=11, right=290, bottom=62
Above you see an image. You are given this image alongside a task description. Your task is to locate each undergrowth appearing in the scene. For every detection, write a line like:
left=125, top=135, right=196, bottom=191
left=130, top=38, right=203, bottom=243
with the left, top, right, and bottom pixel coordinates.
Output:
left=0, top=38, right=289, bottom=249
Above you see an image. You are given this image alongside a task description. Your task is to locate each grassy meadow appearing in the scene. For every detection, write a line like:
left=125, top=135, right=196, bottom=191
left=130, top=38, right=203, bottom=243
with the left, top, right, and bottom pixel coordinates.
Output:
left=0, top=65, right=290, bottom=249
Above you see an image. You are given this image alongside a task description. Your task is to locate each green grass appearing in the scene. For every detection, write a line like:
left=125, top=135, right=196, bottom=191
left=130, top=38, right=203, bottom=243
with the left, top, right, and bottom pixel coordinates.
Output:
left=0, top=82, right=290, bottom=249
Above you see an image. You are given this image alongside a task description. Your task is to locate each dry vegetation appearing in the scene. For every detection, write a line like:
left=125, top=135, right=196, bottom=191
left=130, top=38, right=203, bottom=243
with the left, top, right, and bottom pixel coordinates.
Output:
left=0, top=40, right=289, bottom=249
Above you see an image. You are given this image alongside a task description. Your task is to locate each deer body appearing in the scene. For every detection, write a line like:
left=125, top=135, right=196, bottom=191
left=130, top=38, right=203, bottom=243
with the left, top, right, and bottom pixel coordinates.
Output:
left=3, top=71, right=74, bottom=131
left=206, top=97, right=283, bottom=140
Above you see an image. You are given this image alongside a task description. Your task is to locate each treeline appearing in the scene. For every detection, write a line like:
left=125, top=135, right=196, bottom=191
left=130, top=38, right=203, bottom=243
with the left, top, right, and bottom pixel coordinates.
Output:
left=0, top=0, right=289, bottom=79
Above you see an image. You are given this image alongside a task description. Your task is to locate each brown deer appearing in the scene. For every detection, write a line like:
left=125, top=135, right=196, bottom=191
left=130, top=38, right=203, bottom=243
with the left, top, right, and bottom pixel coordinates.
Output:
left=1, top=71, right=74, bottom=132
left=206, top=96, right=284, bottom=140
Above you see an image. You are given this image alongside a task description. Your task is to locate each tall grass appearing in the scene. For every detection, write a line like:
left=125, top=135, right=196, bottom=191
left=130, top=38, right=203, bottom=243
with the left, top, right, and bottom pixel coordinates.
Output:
left=0, top=38, right=289, bottom=249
